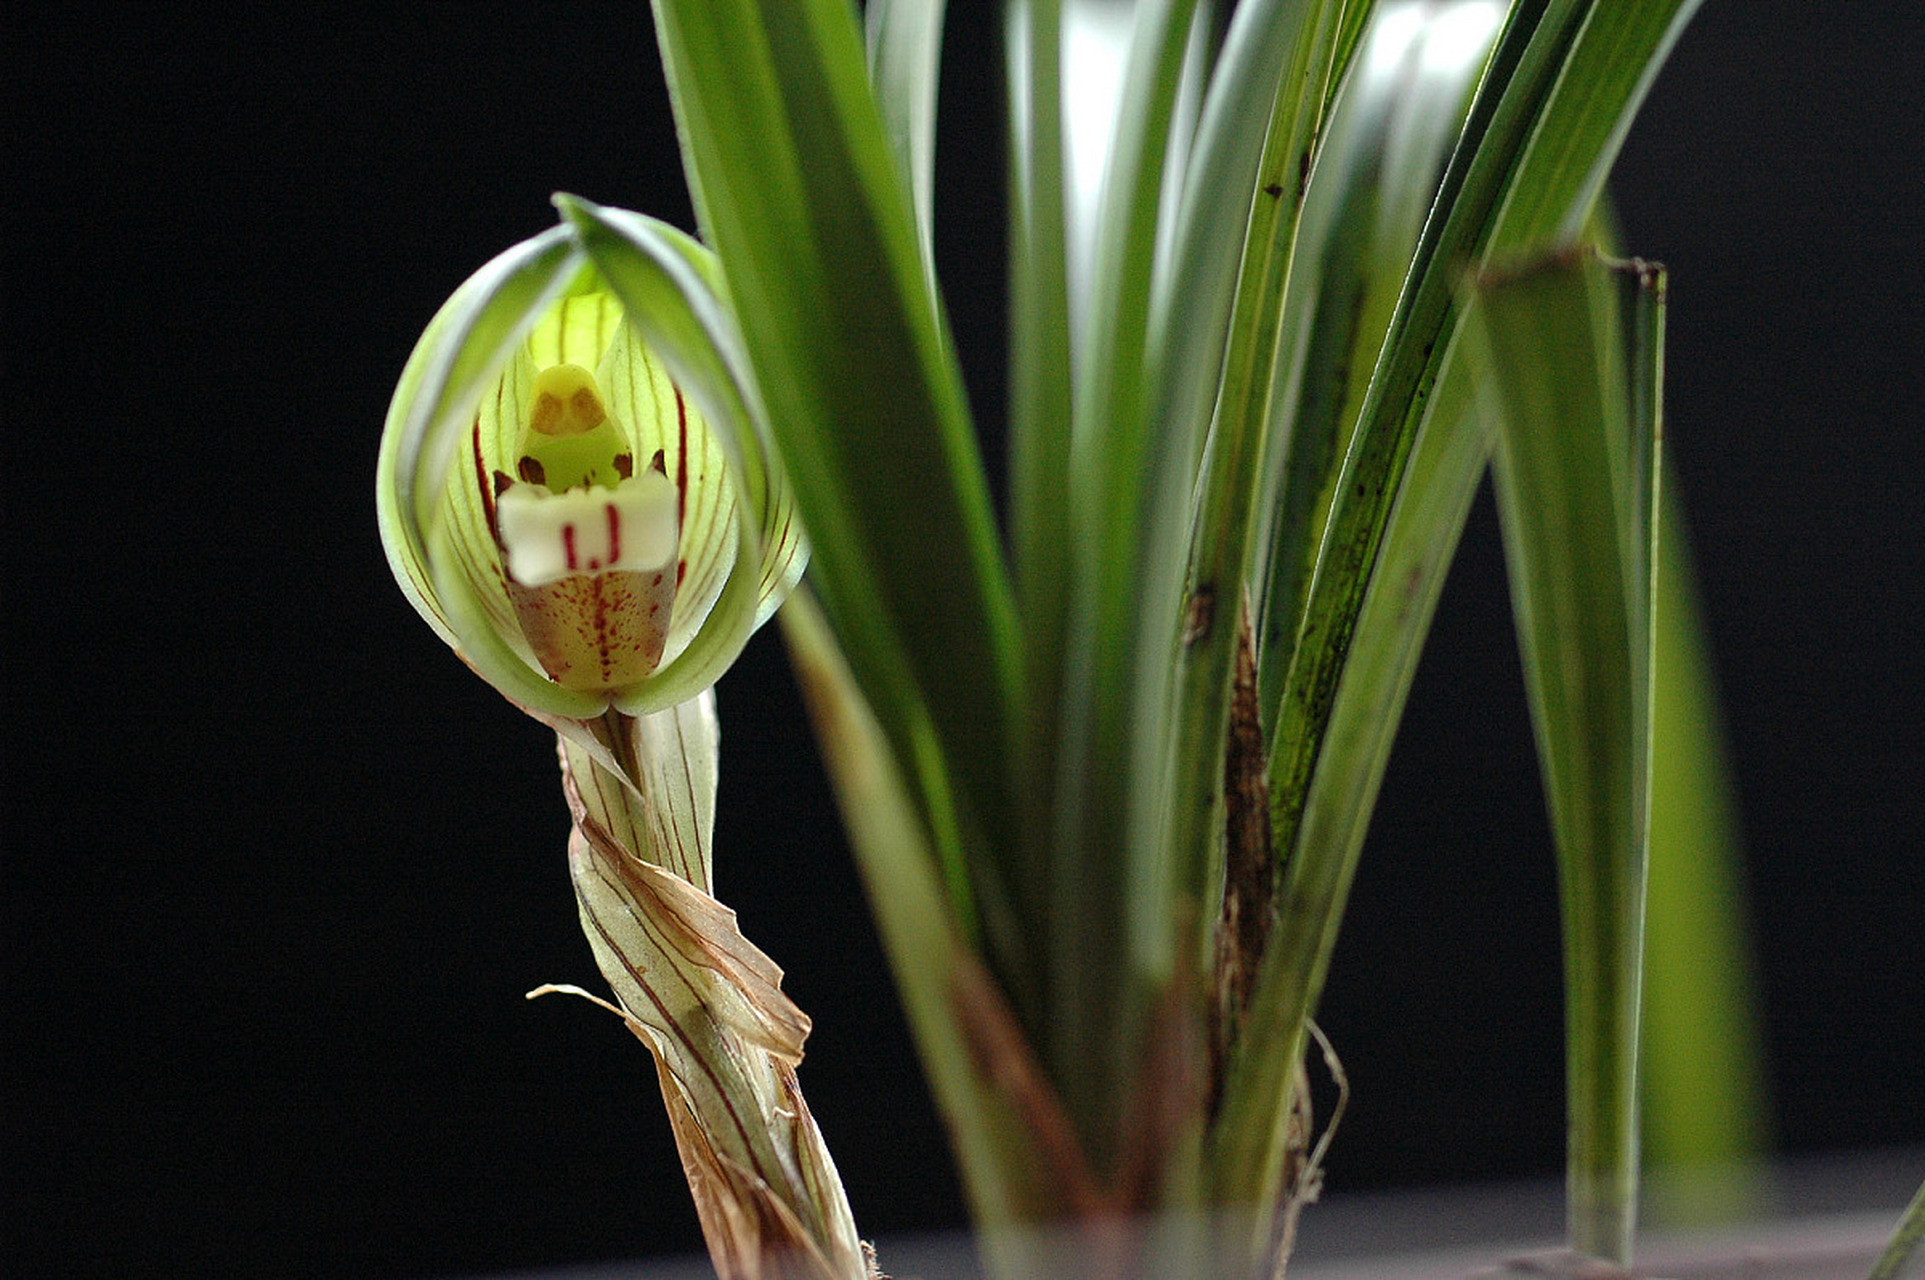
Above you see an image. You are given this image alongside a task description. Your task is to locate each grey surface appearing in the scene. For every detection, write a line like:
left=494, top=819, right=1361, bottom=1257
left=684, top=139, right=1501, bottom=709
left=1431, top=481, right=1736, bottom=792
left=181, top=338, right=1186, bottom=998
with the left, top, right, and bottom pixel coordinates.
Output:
left=447, top=1148, right=1921, bottom=1279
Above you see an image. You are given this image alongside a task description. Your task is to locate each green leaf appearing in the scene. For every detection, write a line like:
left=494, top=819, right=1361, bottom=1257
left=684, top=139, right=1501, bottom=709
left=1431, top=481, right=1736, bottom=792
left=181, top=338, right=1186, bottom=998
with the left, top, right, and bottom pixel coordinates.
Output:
left=1264, top=0, right=1703, bottom=873
left=1215, top=344, right=1495, bottom=1215
left=1204, top=0, right=1506, bottom=1216
left=1040, top=0, right=1203, bottom=1166
left=781, top=591, right=1101, bottom=1261
left=1004, top=0, right=1077, bottom=962
left=1250, top=0, right=1507, bottom=734
left=1155, top=0, right=1390, bottom=937
left=866, top=0, right=947, bottom=291
left=1326, top=0, right=1377, bottom=99
left=1154, top=0, right=1354, bottom=1104
left=647, top=0, right=1025, bottom=963
left=1641, top=477, right=1768, bottom=1214
left=1261, top=0, right=1582, bottom=873
left=1869, top=1176, right=1925, bottom=1280
left=1147, top=0, right=1354, bottom=470
left=1474, top=248, right=1664, bottom=1264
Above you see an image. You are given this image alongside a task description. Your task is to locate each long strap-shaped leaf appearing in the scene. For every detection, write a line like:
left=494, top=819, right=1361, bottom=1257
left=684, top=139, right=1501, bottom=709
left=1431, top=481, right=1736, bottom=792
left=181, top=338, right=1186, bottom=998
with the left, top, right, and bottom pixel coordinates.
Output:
left=1142, top=13, right=1506, bottom=1250
left=1249, top=0, right=1508, bottom=735
left=865, top=0, right=946, bottom=296
left=1642, top=478, right=1767, bottom=1195
left=1265, top=0, right=1575, bottom=900
left=1474, top=249, right=1664, bottom=1264
left=1189, top=3, right=1511, bottom=1243
left=1040, top=0, right=1204, bottom=1167
left=1154, top=0, right=1365, bottom=958
left=1213, top=0, right=1701, bottom=1224
left=1004, top=0, right=1075, bottom=945
left=647, top=0, right=1024, bottom=960
left=781, top=592, right=1108, bottom=1277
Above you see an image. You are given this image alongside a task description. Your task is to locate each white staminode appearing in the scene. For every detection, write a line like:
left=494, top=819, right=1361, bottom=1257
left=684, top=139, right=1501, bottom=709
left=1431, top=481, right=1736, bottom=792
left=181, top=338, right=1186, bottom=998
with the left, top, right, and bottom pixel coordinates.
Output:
left=497, top=471, right=679, bottom=587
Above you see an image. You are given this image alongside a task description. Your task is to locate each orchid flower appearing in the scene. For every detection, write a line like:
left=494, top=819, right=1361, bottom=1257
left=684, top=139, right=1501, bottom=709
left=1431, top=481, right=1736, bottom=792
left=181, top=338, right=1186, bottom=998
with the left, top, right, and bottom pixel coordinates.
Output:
left=377, top=222, right=804, bottom=726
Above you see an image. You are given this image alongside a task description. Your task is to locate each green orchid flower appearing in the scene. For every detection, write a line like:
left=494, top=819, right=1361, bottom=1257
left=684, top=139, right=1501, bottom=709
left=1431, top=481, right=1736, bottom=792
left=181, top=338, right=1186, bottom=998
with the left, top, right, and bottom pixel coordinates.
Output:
left=377, top=218, right=805, bottom=724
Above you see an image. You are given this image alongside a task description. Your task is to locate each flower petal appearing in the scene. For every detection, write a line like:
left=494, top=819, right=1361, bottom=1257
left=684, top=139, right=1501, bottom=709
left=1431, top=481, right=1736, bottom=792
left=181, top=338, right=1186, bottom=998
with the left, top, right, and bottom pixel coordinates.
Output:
left=377, top=227, right=609, bottom=719
left=599, top=323, right=741, bottom=667
left=527, top=290, right=625, bottom=371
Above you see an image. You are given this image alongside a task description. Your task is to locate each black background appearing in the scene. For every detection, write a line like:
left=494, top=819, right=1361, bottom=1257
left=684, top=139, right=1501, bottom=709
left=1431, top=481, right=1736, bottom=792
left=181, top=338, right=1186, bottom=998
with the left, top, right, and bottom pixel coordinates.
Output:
left=5, top=4, right=1921, bottom=1277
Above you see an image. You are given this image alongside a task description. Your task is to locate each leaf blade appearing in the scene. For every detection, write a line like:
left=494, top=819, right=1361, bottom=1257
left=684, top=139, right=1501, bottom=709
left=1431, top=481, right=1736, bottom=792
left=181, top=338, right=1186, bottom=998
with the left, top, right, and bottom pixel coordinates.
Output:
left=866, top=0, right=947, bottom=290
left=780, top=591, right=1103, bottom=1258
left=648, top=0, right=1025, bottom=957
left=1204, top=0, right=1508, bottom=1214
left=1641, top=478, right=1768, bottom=1208
left=1040, top=0, right=1204, bottom=1165
left=1474, top=248, right=1664, bottom=1263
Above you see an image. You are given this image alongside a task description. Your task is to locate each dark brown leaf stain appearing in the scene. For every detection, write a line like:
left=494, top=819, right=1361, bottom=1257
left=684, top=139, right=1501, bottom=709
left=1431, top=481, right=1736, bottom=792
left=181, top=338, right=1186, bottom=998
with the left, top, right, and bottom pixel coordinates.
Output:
left=1182, top=582, right=1217, bottom=648
left=1211, top=606, right=1275, bottom=1110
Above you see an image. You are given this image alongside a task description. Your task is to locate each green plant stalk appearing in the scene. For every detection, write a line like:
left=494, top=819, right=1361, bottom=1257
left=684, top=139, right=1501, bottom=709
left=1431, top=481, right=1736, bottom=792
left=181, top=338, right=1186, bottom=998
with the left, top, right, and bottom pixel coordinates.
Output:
left=1130, top=10, right=1357, bottom=1248
left=1126, top=0, right=1368, bottom=984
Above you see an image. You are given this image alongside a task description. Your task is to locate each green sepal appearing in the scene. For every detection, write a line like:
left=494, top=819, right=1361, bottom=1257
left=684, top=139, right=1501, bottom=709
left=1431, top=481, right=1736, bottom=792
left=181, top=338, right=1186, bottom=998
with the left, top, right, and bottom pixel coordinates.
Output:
left=377, top=226, right=605, bottom=720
